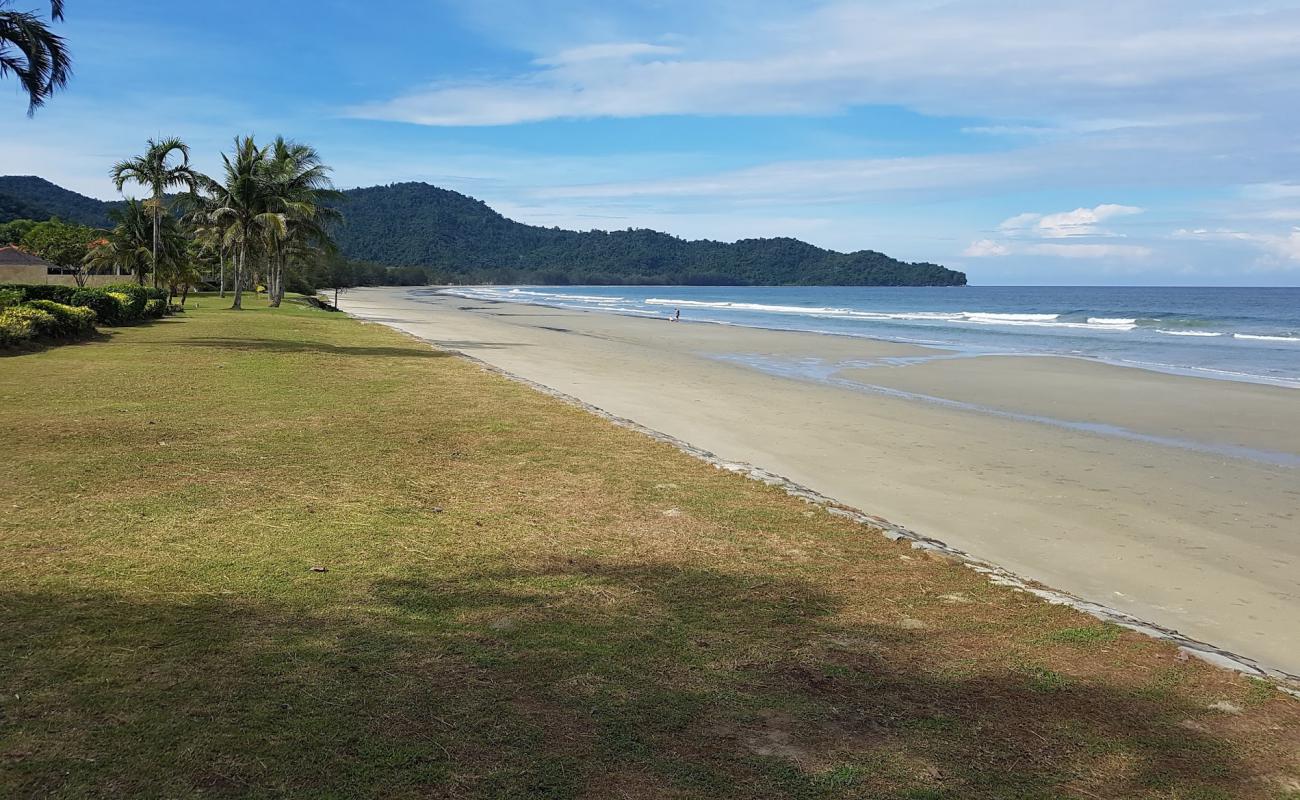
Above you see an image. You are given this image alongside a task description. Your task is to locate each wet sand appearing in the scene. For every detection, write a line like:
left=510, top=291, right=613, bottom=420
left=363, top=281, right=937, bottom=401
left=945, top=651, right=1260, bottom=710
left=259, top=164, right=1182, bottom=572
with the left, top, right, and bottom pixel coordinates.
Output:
left=337, top=287, right=1300, bottom=676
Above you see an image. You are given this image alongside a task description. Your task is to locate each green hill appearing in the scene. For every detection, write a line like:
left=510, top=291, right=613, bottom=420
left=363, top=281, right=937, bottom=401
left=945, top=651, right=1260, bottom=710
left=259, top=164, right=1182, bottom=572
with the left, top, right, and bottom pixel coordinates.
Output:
left=0, top=176, right=966, bottom=286
left=330, top=182, right=965, bottom=286
left=0, top=176, right=115, bottom=227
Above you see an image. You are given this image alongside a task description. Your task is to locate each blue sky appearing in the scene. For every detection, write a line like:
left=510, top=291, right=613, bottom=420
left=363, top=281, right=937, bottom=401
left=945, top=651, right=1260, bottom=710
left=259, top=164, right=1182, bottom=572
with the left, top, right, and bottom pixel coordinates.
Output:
left=4, top=1, right=1300, bottom=285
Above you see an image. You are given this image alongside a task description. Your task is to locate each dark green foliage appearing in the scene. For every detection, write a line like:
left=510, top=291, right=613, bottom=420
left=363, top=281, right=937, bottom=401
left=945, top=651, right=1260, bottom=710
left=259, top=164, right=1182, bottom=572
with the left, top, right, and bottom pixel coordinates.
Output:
left=0, top=288, right=22, bottom=308
left=18, top=217, right=101, bottom=270
left=101, top=283, right=148, bottom=320
left=70, top=288, right=124, bottom=325
left=327, top=182, right=967, bottom=286
left=143, top=298, right=167, bottom=318
left=23, top=299, right=96, bottom=337
left=0, top=177, right=113, bottom=227
left=0, top=283, right=76, bottom=303
left=0, top=218, right=38, bottom=245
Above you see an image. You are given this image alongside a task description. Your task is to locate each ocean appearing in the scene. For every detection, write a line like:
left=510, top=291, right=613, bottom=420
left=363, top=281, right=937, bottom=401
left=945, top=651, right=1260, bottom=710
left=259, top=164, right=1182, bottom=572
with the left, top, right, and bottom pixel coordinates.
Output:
left=438, top=285, right=1300, bottom=389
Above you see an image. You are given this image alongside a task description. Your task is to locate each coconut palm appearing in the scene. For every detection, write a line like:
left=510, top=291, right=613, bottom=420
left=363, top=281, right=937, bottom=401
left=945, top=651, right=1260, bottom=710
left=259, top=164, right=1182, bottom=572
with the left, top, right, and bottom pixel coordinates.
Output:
left=176, top=186, right=228, bottom=297
left=0, top=1, right=69, bottom=115
left=111, top=137, right=201, bottom=285
left=208, top=136, right=284, bottom=310
left=84, top=199, right=185, bottom=285
left=262, top=137, right=341, bottom=307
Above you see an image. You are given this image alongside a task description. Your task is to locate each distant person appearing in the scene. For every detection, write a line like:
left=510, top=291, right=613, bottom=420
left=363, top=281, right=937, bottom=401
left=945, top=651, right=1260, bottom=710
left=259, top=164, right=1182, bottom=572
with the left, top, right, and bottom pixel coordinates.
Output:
left=673, top=308, right=681, bottom=322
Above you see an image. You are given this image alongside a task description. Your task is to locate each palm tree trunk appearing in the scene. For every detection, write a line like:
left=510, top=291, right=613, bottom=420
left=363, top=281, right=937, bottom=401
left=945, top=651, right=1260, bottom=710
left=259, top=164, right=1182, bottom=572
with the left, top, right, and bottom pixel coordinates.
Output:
left=219, top=247, right=226, bottom=298
left=148, top=193, right=160, bottom=288
left=231, top=242, right=245, bottom=310
left=269, top=246, right=283, bottom=307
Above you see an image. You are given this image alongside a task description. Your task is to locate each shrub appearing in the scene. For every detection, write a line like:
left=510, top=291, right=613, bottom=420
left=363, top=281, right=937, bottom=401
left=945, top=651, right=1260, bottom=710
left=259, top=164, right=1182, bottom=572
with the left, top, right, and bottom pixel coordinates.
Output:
left=0, top=305, right=57, bottom=345
left=0, top=288, right=22, bottom=309
left=71, top=288, right=125, bottom=325
left=103, top=284, right=148, bottom=320
left=25, top=299, right=97, bottom=337
left=144, top=298, right=167, bottom=319
left=20, top=284, right=78, bottom=304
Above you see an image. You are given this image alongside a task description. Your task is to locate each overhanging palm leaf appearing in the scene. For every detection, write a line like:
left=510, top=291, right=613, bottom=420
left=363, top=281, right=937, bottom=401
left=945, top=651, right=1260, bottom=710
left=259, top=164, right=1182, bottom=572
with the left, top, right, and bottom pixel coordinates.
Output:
left=0, top=1, right=71, bottom=114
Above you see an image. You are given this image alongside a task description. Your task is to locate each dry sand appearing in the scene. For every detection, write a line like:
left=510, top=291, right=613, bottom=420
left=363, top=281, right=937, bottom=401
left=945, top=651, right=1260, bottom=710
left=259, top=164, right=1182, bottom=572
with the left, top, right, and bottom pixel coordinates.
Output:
left=337, top=287, right=1300, bottom=676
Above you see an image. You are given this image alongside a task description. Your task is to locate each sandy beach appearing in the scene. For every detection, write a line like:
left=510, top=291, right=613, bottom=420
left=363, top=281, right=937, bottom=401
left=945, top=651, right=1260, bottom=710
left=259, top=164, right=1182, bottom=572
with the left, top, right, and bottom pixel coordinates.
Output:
left=338, top=287, right=1300, bottom=676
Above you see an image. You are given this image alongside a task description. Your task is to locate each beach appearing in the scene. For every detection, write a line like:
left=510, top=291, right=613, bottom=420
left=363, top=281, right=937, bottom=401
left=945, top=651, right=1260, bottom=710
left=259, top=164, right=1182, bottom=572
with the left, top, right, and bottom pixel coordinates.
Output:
left=338, top=287, right=1300, bottom=677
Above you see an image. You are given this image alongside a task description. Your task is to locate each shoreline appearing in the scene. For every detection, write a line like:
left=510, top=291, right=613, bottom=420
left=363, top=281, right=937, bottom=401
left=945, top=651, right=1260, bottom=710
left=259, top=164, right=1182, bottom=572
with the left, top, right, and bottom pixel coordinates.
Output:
left=338, top=286, right=1300, bottom=680
left=433, top=286, right=1300, bottom=390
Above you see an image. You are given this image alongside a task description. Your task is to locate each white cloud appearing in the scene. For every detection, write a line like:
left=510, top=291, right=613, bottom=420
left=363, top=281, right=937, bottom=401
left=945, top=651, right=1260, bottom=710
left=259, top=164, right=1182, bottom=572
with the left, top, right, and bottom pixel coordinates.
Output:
left=350, top=2, right=1300, bottom=126
left=1174, top=226, right=1300, bottom=263
left=999, top=204, right=1145, bottom=239
left=963, top=239, right=1151, bottom=259
left=963, top=239, right=1010, bottom=257
left=1022, top=243, right=1152, bottom=259
left=536, top=42, right=681, bottom=66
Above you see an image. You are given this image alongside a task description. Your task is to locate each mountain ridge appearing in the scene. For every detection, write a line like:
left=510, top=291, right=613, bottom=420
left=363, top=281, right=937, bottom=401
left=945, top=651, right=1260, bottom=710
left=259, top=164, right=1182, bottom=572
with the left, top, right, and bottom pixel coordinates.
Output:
left=0, top=176, right=966, bottom=286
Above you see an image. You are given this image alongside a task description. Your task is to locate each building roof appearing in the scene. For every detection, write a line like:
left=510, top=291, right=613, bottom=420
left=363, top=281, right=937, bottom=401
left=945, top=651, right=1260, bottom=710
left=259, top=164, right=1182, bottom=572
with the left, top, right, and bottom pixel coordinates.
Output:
left=0, top=245, right=55, bottom=268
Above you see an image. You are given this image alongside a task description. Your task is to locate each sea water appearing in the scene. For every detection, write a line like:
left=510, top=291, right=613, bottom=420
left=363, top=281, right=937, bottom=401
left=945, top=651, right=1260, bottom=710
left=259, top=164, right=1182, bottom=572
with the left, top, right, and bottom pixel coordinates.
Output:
left=436, top=285, right=1300, bottom=388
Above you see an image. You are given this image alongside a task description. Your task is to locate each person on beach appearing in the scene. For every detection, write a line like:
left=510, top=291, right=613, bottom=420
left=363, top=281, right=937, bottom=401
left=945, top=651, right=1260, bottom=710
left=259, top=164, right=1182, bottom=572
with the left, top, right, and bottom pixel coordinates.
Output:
left=673, top=308, right=681, bottom=321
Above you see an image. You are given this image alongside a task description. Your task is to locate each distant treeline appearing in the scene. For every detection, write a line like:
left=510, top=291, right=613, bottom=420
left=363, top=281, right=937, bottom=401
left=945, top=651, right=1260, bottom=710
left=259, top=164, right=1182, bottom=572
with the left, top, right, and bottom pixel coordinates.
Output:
left=0, top=176, right=968, bottom=288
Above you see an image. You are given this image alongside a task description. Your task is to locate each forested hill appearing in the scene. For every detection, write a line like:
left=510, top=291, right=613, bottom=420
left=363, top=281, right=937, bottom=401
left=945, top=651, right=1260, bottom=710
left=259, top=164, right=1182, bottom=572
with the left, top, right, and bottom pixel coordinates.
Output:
left=0, top=176, right=966, bottom=286
left=330, top=182, right=966, bottom=286
left=0, top=176, right=114, bottom=227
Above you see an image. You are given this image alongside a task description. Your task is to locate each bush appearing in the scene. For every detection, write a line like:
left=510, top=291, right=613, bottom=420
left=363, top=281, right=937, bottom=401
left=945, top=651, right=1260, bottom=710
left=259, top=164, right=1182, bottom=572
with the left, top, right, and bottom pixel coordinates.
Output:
left=144, top=298, right=167, bottom=319
left=0, top=288, right=22, bottom=309
left=25, top=284, right=77, bottom=304
left=25, top=299, right=96, bottom=337
left=71, top=288, right=125, bottom=325
left=0, top=305, right=57, bottom=345
left=103, top=284, right=148, bottom=320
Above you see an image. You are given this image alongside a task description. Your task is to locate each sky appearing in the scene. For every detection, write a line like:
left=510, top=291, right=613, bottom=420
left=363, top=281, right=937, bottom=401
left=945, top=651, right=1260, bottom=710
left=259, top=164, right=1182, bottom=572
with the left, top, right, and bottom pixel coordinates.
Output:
left=3, top=1, right=1300, bottom=285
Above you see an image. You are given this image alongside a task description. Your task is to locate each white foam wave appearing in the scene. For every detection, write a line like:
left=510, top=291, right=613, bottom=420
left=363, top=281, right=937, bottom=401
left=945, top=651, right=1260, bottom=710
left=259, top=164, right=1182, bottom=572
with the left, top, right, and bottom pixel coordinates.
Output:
left=1087, top=317, right=1137, bottom=325
left=1234, top=333, right=1300, bottom=342
left=1157, top=329, right=1222, bottom=337
left=966, top=312, right=1059, bottom=322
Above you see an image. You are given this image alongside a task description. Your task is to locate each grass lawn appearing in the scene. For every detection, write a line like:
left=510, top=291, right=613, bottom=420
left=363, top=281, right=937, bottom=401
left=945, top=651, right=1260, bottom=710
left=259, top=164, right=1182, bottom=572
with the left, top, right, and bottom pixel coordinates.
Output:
left=2, top=296, right=1297, bottom=799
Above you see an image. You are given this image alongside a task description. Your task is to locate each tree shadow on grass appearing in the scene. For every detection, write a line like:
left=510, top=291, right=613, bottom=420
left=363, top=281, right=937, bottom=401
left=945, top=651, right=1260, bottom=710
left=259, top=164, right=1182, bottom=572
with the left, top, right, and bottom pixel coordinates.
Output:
left=0, top=559, right=1267, bottom=799
left=180, top=337, right=456, bottom=358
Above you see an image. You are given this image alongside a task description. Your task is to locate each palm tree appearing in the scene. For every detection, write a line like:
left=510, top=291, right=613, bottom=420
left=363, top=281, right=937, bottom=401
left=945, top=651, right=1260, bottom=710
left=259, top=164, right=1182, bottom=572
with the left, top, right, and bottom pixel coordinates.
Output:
left=111, top=137, right=200, bottom=285
left=0, top=1, right=70, bottom=114
left=84, top=199, right=185, bottom=285
left=208, top=136, right=283, bottom=310
left=262, top=137, right=341, bottom=307
left=176, top=187, right=228, bottom=297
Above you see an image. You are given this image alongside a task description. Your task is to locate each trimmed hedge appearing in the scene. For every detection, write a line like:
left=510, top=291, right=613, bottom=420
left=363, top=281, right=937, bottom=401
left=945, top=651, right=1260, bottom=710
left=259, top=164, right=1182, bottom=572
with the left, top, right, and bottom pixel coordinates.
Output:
left=25, top=299, right=97, bottom=337
left=106, top=288, right=146, bottom=320
left=8, top=284, right=78, bottom=304
left=70, top=288, right=126, bottom=326
left=0, top=283, right=173, bottom=349
left=0, top=305, right=57, bottom=345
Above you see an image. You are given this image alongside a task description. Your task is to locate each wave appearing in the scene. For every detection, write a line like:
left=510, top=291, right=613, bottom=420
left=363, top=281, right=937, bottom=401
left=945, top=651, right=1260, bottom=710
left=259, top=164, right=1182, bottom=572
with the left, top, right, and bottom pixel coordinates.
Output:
left=642, top=301, right=1146, bottom=330
left=1234, top=333, right=1300, bottom=342
left=1157, top=329, right=1223, bottom=337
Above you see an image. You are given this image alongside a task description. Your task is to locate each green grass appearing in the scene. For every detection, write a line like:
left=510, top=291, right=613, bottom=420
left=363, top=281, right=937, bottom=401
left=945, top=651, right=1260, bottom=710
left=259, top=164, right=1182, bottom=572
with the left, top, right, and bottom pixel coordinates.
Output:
left=1, top=296, right=1298, bottom=799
